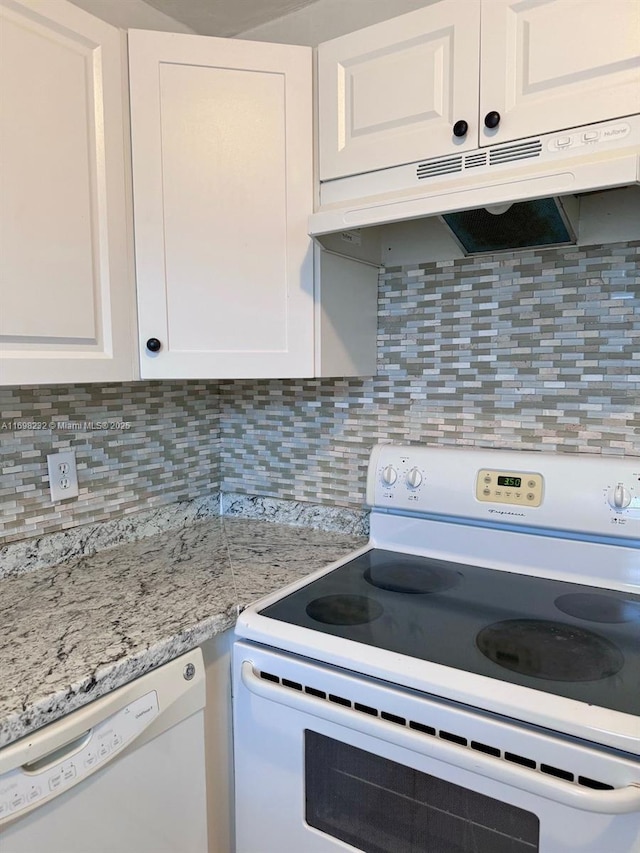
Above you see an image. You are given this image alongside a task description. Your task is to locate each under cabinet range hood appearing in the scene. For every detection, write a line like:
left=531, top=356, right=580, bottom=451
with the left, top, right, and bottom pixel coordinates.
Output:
left=309, top=116, right=640, bottom=249
left=440, top=196, right=578, bottom=255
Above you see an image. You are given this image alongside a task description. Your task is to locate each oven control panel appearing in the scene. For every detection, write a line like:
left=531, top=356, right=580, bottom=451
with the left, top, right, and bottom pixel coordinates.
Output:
left=475, top=469, right=543, bottom=507
left=366, top=444, right=640, bottom=538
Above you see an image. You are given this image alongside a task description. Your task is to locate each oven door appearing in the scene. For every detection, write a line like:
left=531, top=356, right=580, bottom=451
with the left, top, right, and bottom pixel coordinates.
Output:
left=233, top=642, right=640, bottom=853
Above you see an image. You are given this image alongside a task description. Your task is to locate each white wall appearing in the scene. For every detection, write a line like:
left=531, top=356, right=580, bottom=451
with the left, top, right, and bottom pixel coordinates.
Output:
left=68, top=0, right=436, bottom=40
left=238, top=0, right=437, bottom=45
left=68, top=0, right=195, bottom=33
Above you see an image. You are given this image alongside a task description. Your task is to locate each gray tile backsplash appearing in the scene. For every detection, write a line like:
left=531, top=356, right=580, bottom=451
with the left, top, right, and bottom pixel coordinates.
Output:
left=2, top=240, right=638, bottom=543
left=0, top=382, right=221, bottom=542
left=219, top=241, right=639, bottom=508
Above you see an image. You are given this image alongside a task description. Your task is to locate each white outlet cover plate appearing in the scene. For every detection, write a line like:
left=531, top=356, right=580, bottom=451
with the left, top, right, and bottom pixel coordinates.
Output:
left=46, top=450, right=79, bottom=502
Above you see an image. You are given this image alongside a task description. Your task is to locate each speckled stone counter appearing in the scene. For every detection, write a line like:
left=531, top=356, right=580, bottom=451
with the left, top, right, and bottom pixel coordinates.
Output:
left=0, top=516, right=366, bottom=748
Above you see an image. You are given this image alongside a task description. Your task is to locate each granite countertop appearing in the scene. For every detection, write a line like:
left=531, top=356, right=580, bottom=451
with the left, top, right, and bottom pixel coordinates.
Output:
left=0, top=516, right=366, bottom=748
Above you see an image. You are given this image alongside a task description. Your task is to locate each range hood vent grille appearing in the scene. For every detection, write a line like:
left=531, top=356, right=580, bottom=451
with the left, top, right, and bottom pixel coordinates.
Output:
left=489, top=139, right=543, bottom=165
left=416, top=139, right=543, bottom=182
left=464, top=152, right=487, bottom=168
left=417, top=155, right=463, bottom=180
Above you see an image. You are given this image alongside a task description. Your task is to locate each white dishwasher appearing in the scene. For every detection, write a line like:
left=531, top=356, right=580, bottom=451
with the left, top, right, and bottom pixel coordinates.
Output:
left=0, top=648, right=208, bottom=853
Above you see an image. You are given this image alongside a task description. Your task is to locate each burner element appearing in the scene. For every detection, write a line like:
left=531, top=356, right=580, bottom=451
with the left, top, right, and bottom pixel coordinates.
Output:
left=554, top=592, right=640, bottom=624
left=364, top=556, right=462, bottom=594
left=476, top=619, right=624, bottom=682
left=306, top=595, right=384, bottom=626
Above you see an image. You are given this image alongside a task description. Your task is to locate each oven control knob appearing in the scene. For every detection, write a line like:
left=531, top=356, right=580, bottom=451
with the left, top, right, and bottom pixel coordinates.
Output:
left=381, top=465, right=398, bottom=486
left=406, top=467, right=423, bottom=489
left=608, top=483, right=631, bottom=510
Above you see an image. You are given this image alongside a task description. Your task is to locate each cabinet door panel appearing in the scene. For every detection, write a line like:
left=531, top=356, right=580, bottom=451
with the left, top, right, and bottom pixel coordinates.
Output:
left=0, top=0, right=136, bottom=385
left=159, top=64, right=288, bottom=353
left=318, top=1, right=480, bottom=181
left=129, top=31, right=313, bottom=379
left=480, top=0, right=640, bottom=146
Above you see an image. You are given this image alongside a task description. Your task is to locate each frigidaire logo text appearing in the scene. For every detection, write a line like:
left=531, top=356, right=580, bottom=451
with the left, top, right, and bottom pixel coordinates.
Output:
left=488, top=509, right=526, bottom=517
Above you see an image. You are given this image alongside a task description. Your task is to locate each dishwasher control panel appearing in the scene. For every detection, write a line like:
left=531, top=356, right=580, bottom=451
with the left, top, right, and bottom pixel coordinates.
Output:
left=0, top=691, right=158, bottom=824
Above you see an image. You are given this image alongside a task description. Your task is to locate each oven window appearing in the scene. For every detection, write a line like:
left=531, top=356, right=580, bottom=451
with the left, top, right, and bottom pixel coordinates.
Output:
left=305, top=731, right=539, bottom=853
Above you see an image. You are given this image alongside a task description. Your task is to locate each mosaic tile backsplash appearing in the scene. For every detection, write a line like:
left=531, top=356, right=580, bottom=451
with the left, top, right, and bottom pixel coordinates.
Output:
left=219, top=240, right=639, bottom=507
left=2, top=240, right=638, bottom=542
left=0, top=383, right=221, bottom=542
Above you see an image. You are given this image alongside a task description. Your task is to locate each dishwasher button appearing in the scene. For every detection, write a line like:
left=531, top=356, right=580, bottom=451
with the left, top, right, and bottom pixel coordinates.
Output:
left=0, top=801, right=9, bottom=816
left=63, top=766, right=77, bottom=782
left=10, top=794, right=26, bottom=810
left=27, top=787, right=41, bottom=802
left=84, top=753, right=98, bottom=768
left=48, top=774, right=63, bottom=791
left=112, top=733, right=123, bottom=749
left=98, top=742, right=110, bottom=759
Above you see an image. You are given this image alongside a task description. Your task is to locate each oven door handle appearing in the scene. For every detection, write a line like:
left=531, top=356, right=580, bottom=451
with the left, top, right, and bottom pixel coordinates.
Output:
left=241, top=661, right=640, bottom=815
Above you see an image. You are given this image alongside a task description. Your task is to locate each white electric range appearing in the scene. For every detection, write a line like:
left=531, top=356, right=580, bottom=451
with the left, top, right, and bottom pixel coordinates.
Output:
left=233, top=445, right=640, bottom=853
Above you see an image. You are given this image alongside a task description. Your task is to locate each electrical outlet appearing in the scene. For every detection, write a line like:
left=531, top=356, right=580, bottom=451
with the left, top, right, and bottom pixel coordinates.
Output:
left=47, top=450, right=79, bottom=502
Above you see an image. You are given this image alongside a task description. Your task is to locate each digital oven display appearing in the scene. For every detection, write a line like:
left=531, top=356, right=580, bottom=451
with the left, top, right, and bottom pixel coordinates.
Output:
left=497, top=475, right=522, bottom=488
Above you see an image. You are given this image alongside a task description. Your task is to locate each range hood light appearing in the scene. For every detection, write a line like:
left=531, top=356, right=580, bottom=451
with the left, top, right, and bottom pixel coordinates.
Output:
left=485, top=203, right=513, bottom=215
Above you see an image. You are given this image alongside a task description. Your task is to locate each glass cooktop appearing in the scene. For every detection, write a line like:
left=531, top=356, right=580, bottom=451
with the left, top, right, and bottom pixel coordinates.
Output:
left=259, top=549, right=640, bottom=715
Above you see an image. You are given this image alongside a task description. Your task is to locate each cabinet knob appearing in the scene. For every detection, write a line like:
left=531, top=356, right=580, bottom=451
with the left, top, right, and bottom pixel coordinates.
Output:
left=484, top=111, right=501, bottom=129
left=146, top=337, right=162, bottom=353
left=452, top=120, right=468, bottom=138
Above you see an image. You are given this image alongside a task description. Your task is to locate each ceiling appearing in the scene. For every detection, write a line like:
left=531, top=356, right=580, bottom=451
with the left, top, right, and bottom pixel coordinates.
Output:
left=142, top=0, right=321, bottom=36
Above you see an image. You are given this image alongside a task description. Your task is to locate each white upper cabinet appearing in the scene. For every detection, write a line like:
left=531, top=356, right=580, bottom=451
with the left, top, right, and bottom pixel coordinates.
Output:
left=480, top=0, right=640, bottom=147
left=318, top=0, right=640, bottom=181
left=129, top=31, right=317, bottom=380
left=0, top=0, right=137, bottom=386
left=317, top=1, right=481, bottom=180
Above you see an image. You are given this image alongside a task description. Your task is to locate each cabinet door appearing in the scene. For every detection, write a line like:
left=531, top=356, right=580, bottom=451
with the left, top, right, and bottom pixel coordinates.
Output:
left=317, top=1, right=480, bottom=181
left=480, top=0, right=640, bottom=146
left=0, top=0, right=136, bottom=385
left=129, top=31, right=314, bottom=380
